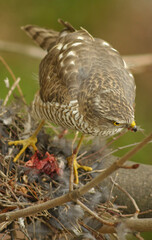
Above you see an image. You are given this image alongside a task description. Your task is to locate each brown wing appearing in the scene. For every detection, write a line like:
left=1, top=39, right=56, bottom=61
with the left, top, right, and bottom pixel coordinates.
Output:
left=38, top=26, right=96, bottom=104
left=23, top=20, right=136, bottom=122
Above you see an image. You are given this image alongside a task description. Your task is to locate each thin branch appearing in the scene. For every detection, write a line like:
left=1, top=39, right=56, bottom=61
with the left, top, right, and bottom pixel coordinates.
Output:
left=0, top=132, right=151, bottom=225
left=1, top=41, right=152, bottom=73
left=95, top=140, right=152, bottom=164
left=18, top=218, right=31, bottom=240
left=0, top=40, right=44, bottom=59
left=80, top=130, right=126, bottom=162
left=135, top=232, right=144, bottom=240
left=0, top=170, right=7, bottom=179
left=99, top=218, right=152, bottom=233
left=77, top=199, right=114, bottom=226
left=3, top=77, right=21, bottom=106
left=134, top=232, right=144, bottom=240
left=123, top=54, right=152, bottom=73
left=108, top=173, right=118, bottom=202
left=110, top=177, right=140, bottom=216
left=4, top=182, right=21, bottom=205
left=0, top=56, right=26, bottom=104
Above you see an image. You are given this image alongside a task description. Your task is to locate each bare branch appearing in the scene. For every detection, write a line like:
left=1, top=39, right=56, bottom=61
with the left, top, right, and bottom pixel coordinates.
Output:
left=0, top=40, right=44, bottom=59
left=77, top=200, right=113, bottom=226
left=0, top=56, right=26, bottom=104
left=99, top=218, right=152, bottom=233
left=110, top=177, right=140, bottom=216
left=1, top=41, right=152, bottom=73
left=3, top=77, right=21, bottom=106
left=124, top=54, right=152, bottom=73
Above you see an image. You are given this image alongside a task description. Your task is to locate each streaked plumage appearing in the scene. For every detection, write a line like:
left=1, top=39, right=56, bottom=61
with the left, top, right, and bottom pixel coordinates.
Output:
left=22, top=19, right=137, bottom=136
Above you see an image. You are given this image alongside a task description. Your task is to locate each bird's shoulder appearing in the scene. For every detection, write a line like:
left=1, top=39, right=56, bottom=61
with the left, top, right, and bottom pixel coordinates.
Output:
left=37, top=22, right=135, bottom=108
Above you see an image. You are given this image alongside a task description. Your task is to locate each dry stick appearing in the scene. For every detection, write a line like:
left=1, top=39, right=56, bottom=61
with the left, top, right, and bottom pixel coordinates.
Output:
left=4, top=183, right=20, bottom=205
left=0, top=56, right=26, bottom=104
left=2, top=41, right=152, bottom=73
left=3, top=77, right=21, bottom=106
left=123, top=54, right=152, bottom=72
left=77, top=200, right=113, bottom=226
left=81, top=130, right=126, bottom=162
left=0, top=170, right=7, bottom=179
left=97, top=141, right=150, bottom=162
left=134, top=232, right=144, bottom=240
left=71, top=131, right=79, bottom=154
left=79, top=220, right=103, bottom=239
left=110, top=177, right=140, bottom=216
left=69, top=158, right=74, bottom=192
left=0, top=40, right=44, bottom=60
left=0, top=132, right=151, bottom=225
left=99, top=218, right=152, bottom=233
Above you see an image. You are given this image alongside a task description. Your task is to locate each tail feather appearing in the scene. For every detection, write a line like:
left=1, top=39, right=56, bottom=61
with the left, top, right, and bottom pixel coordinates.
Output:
left=58, top=19, right=75, bottom=32
left=22, top=25, right=59, bottom=51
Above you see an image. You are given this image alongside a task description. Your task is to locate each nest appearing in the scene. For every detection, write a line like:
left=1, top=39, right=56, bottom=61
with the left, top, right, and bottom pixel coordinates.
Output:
left=0, top=98, right=126, bottom=240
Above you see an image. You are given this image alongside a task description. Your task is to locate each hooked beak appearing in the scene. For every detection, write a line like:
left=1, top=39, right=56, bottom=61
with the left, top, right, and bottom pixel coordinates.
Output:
left=129, top=121, right=137, bottom=132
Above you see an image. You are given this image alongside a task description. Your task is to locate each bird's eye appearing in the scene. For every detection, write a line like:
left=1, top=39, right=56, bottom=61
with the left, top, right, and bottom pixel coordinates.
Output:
left=113, top=121, right=120, bottom=126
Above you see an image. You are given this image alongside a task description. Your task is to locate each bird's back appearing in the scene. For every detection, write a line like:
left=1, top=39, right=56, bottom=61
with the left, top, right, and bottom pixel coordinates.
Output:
left=22, top=20, right=136, bottom=136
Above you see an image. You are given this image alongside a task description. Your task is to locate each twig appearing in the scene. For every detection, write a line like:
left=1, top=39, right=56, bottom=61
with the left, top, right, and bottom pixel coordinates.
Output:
left=134, top=232, right=144, bottom=240
left=99, top=218, right=152, bottom=233
left=79, top=220, right=103, bottom=239
left=80, top=130, right=126, bottom=162
left=4, top=182, right=21, bottom=205
left=0, top=56, right=26, bottom=104
left=69, top=155, right=74, bottom=192
left=3, top=77, right=21, bottom=106
left=47, top=211, right=72, bottom=236
left=108, top=173, right=118, bottom=202
left=1, top=40, right=152, bottom=73
left=123, top=54, right=152, bottom=73
left=0, top=40, right=44, bottom=59
left=0, top=132, right=151, bottom=224
left=0, top=170, right=7, bottom=179
left=46, top=122, right=59, bottom=135
left=77, top=199, right=114, bottom=226
left=0, top=221, right=12, bottom=232
left=110, top=177, right=140, bottom=216
left=18, top=218, right=31, bottom=240
left=95, top=140, right=152, bottom=164
left=71, top=131, right=79, bottom=154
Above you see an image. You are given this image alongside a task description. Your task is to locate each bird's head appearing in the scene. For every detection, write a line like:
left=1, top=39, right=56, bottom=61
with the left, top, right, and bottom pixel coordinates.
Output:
left=84, top=89, right=137, bottom=136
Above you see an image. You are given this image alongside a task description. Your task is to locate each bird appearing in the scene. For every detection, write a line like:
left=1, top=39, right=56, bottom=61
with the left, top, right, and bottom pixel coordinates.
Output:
left=9, top=19, right=137, bottom=184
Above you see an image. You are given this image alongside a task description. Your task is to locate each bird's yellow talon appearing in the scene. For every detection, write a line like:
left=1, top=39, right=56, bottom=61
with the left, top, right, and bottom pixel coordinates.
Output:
left=8, top=136, right=38, bottom=162
left=68, top=155, right=92, bottom=184
left=8, top=121, right=45, bottom=162
left=76, top=163, right=92, bottom=172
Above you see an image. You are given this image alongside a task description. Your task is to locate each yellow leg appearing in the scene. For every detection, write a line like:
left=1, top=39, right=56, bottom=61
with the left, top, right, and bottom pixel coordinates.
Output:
left=67, top=134, right=92, bottom=184
left=8, top=120, right=45, bottom=162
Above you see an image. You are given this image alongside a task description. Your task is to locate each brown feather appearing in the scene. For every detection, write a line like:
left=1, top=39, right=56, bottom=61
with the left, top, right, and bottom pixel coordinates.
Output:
left=21, top=25, right=59, bottom=51
left=23, top=20, right=136, bottom=136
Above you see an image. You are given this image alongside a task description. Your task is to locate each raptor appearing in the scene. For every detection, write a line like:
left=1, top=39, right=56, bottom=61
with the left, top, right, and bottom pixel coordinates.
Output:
left=9, top=20, right=137, bottom=184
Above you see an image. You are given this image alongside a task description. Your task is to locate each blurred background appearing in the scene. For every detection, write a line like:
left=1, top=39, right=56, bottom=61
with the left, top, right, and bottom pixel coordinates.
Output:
left=0, top=1, right=152, bottom=239
left=0, top=1, right=152, bottom=164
